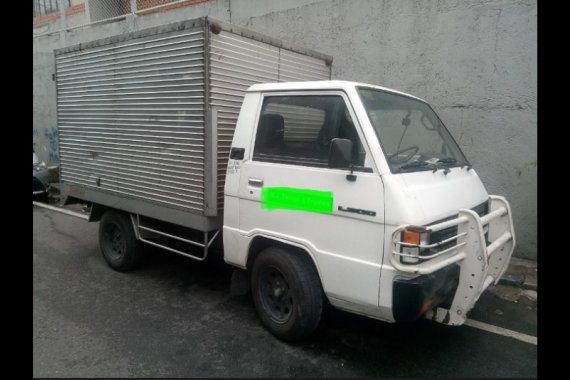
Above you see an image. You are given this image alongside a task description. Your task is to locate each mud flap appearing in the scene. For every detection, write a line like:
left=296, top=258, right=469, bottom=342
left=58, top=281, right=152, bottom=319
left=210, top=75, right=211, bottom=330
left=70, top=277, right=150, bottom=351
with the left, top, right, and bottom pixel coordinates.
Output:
left=230, top=268, right=250, bottom=297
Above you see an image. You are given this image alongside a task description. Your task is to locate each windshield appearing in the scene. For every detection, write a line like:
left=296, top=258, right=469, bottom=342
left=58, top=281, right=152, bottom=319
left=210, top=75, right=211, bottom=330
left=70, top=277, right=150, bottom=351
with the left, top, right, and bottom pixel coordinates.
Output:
left=357, top=87, right=469, bottom=173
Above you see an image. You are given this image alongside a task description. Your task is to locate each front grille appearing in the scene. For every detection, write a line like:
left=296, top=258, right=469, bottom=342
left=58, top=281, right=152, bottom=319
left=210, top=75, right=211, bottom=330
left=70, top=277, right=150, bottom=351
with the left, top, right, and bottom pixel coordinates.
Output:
left=471, top=201, right=489, bottom=218
left=420, top=200, right=489, bottom=259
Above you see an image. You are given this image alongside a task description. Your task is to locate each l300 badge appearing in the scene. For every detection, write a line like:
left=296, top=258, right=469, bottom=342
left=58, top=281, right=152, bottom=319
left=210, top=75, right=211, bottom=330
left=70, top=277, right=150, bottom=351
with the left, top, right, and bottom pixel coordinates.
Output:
left=338, top=206, right=376, bottom=217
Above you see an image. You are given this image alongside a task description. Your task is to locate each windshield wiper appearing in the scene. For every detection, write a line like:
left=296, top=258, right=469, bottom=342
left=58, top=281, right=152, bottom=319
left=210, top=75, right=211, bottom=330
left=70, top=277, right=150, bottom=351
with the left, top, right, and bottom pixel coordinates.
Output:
left=398, top=158, right=469, bottom=173
left=399, top=161, right=437, bottom=171
left=433, top=157, right=475, bottom=174
left=436, top=157, right=473, bottom=170
left=436, top=157, right=457, bottom=165
left=430, top=158, right=458, bottom=174
left=437, top=157, right=473, bottom=167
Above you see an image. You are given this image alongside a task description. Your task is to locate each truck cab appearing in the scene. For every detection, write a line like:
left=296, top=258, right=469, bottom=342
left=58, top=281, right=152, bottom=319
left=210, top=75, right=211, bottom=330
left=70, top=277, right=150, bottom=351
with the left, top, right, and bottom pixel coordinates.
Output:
left=223, top=80, right=515, bottom=340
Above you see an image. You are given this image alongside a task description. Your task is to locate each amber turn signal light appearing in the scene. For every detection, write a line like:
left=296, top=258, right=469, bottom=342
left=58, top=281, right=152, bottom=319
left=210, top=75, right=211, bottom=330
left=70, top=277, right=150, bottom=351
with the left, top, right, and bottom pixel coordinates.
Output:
left=402, top=230, right=421, bottom=245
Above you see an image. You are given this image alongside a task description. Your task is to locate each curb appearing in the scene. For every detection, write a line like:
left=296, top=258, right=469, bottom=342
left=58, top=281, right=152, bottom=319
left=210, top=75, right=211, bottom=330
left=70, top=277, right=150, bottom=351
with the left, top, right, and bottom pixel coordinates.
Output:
left=498, top=257, right=537, bottom=291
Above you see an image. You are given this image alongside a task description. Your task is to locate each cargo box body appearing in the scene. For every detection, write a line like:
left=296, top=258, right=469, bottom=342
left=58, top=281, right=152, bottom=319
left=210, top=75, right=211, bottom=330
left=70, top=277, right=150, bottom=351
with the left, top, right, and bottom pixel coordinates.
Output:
left=55, top=17, right=331, bottom=231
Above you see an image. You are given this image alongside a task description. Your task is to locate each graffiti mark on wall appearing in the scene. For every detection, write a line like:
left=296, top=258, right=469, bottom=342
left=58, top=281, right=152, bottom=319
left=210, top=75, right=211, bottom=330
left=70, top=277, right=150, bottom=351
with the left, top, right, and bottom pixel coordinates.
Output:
left=44, top=127, right=59, bottom=162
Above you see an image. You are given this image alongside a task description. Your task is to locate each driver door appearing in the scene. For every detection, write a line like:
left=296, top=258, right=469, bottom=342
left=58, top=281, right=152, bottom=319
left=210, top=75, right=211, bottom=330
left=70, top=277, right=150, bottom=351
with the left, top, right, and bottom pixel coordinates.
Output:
left=237, top=91, right=385, bottom=310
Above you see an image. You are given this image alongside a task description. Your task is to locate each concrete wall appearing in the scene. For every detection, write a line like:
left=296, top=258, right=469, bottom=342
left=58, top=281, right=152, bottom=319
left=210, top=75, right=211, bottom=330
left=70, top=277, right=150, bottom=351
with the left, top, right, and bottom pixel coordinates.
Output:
left=243, top=0, right=537, bottom=259
left=32, top=0, right=537, bottom=259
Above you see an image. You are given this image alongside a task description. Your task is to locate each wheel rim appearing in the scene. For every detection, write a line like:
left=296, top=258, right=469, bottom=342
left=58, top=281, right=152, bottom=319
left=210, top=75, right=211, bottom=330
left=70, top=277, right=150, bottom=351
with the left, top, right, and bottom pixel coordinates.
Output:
left=259, top=266, right=294, bottom=324
left=103, top=222, right=126, bottom=261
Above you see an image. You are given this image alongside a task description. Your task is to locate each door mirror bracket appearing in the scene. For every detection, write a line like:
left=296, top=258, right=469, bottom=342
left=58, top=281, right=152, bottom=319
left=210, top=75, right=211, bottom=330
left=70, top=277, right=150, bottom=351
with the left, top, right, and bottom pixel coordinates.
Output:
left=329, top=138, right=357, bottom=182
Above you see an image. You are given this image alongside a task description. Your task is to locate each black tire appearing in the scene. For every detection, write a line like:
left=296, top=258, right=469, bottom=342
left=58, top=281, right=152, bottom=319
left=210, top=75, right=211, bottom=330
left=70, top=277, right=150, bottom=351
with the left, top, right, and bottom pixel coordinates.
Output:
left=99, top=210, right=142, bottom=272
left=251, top=246, right=323, bottom=341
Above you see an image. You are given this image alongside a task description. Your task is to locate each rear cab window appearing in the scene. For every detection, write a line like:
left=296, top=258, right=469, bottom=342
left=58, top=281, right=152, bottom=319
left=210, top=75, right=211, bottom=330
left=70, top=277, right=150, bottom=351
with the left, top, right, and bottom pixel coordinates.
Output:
left=252, top=94, right=369, bottom=170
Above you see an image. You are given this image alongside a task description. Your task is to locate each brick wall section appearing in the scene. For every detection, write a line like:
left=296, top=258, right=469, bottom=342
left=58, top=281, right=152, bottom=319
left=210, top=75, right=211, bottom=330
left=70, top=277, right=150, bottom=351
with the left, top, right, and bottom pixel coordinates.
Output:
left=33, top=1, right=213, bottom=26
left=66, top=3, right=86, bottom=16
left=33, top=12, right=59, bottom=27
left=137, top=0, right=213, bottom=15
left=33, top=3, right=85, bottom=27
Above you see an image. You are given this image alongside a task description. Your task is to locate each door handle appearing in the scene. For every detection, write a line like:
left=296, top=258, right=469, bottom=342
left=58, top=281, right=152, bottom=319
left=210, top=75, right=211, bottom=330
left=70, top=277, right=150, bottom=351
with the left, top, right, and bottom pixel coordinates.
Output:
left=248, top=178, right=264, bottom=187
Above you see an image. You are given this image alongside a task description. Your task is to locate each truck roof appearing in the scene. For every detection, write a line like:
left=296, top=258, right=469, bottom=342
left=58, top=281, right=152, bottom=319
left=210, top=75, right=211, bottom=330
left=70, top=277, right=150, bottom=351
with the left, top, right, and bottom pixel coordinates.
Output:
left=246, top=80, right=426, bottom=103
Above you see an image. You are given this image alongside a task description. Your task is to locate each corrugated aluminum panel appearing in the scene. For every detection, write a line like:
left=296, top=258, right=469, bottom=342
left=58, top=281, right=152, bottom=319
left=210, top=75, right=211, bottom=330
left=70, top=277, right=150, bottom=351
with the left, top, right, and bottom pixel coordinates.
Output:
left=278, top=49, right=332, bottom=82
left=265, top=103, right=325, bottom=142
left=56, top=27, right=207, bottom=213
left=209, top=30, right=331, bottom=208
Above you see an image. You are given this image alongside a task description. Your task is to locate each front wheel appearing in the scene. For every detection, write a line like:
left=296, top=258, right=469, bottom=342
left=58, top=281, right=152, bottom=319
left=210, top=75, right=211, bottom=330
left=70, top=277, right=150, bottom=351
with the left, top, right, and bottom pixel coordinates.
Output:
left=99, top=210, right=142, bottom=272
left=251, top=247, right=323, bottom=341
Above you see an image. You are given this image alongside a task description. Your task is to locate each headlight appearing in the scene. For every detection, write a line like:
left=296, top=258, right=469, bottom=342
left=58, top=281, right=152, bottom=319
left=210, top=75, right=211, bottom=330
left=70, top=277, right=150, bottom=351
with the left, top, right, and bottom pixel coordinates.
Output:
left=400, top=227, right=429, bottom=264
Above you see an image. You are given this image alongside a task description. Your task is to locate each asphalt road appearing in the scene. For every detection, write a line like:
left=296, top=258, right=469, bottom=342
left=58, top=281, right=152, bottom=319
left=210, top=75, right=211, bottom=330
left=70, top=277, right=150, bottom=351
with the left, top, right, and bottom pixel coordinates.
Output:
left=33, top=206, right=537, bottom=377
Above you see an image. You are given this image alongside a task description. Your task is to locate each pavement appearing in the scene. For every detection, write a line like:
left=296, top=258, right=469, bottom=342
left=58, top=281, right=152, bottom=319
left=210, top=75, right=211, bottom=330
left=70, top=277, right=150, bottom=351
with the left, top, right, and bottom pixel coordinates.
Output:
left=488, top=256, right=537, bottom=308
left=499, top=256, right=537, bottom=290
left=33, top=205, right=537, bottom=377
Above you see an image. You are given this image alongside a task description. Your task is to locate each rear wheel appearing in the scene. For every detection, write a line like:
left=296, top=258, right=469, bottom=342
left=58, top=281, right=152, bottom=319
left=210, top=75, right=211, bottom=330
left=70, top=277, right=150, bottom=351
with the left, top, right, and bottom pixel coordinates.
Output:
left=251, top=246, right=323, bottom=341
left=99, top=211, right=142, bottom=272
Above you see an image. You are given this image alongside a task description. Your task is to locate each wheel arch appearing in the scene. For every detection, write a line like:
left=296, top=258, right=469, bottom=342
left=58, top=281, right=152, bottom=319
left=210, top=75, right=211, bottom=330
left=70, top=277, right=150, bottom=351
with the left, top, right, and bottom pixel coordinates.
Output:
left=89, top=203, right=110, bottom=222
left=246, top=235, right=323, bottom=283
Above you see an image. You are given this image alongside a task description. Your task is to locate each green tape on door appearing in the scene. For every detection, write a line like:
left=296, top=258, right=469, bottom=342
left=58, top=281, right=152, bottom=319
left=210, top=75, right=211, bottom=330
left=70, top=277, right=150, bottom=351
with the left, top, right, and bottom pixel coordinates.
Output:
left=261, top=187, right=333, bottom=213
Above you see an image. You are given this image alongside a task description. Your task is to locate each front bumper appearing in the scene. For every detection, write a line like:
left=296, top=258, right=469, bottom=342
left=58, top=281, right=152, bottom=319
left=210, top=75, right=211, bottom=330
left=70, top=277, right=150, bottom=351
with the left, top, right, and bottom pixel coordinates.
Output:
left=392, top=264, right=460, bottom=322
left=390, top=195, right=516, bottom=325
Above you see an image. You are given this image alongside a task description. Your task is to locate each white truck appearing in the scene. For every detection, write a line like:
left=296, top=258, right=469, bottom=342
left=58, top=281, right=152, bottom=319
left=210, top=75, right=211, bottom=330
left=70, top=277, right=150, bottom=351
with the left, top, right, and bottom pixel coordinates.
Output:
left=54, top=17, right=515, bottom=341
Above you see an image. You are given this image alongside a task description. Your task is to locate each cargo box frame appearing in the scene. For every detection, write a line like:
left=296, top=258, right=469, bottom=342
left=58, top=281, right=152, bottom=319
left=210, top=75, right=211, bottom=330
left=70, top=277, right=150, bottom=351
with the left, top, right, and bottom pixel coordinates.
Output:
left=55, top=17, right=332, bottom=233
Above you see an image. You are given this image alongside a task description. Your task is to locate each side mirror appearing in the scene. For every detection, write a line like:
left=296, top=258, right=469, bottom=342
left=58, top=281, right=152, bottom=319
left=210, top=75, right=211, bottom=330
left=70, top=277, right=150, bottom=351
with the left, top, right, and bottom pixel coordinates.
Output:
left=328, top=138, right=353, bottom=169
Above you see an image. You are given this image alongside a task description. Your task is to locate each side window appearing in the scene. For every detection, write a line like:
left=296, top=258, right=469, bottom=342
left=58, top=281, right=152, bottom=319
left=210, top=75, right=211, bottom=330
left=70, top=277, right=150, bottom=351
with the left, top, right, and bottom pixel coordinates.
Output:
left=253, top=95, right=367, bottom=168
